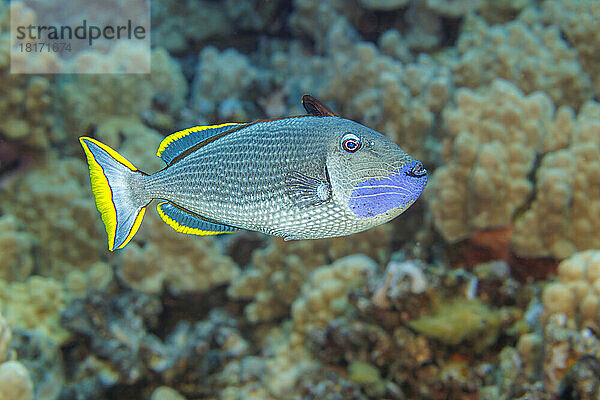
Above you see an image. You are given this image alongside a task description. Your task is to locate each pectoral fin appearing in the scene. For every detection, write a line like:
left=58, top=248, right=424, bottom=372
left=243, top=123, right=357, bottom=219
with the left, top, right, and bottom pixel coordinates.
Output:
left=285, top=171, right=331, bottom=208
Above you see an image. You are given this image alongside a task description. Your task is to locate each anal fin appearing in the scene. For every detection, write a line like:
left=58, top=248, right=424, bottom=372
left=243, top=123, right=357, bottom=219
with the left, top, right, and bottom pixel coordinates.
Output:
left=157, top=202, right=238, bottom=235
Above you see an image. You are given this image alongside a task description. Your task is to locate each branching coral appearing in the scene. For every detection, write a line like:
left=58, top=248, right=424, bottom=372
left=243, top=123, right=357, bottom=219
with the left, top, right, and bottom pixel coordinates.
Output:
left=58, top=47, right=187, bottom=139
left=288, top=0, right=355, bottom=52
left=512, top=101, right=600, bottom=259
left=227, top=256, right=381, bottom=398
left=0, top=313, right=10, bottom=363
left=541, top=250, right=600, bottom=330
left=430, top=78, right=599, bottom=259
left=537, top=0, right=600, bottom=96
left=0, top=3, right=57, bottom=149
left=228, top=224, right=391, bottom=323
left=260, top=325, right=320, bottom=398
left=191, top=46, right=267, bottom=121
left=0, top=361, right=34, bottom=400
left=0, top=214, right=36, bottom=282
left=292, top=255, right=378, bottom=335
left=0, top=154, right=105, bottom=277
left=1, top=155, right=104, bottom=278
left=0, top=276, right=69, bottom=344
left=429, top=79, right=558, bottom=242
left=117, top=212, right=240, bottom=295
left=446, top=15, right=593, bottom=108
left=152, top=0, right=233, bottom=53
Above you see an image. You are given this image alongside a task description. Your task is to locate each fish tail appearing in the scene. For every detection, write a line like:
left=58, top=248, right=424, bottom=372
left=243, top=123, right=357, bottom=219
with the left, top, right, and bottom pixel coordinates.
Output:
left=79, top=137, right=151, bottom=251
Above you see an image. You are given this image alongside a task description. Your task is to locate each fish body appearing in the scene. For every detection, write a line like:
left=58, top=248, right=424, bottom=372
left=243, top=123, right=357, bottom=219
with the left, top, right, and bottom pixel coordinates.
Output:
left=80, top=96, right=427, bottom=250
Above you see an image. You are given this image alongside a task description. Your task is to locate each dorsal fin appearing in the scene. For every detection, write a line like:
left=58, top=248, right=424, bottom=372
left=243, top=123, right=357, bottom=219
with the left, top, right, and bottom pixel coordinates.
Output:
left=156, top=123, right=243, bottom=164
left=156, top=202, right=238, bottom=235
left=302, top=95, right=337, bottom=117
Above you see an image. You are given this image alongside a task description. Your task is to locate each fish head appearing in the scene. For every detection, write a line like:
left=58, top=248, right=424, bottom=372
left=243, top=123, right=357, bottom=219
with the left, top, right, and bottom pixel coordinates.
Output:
left=324, top=118, right=428, bottom=222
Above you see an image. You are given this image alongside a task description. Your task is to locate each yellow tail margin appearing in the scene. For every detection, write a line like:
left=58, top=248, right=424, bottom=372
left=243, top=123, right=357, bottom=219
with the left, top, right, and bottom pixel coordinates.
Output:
left=79, top=137, right=148, bottom=251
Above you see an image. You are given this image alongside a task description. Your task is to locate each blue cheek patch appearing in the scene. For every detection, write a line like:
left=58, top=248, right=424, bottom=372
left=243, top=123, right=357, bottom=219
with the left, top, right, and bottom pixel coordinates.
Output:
left=348, top=161, right=427, bottom=218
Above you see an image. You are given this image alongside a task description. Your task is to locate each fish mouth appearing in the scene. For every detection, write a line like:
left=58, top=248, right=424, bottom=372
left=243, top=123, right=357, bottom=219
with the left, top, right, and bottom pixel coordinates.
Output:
left=405, top=163, right=427, bottom=178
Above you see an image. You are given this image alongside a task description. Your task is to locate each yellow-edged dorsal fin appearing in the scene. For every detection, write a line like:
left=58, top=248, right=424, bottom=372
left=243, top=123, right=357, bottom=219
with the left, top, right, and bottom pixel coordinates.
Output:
left=157, top=123, right=243, bottom=165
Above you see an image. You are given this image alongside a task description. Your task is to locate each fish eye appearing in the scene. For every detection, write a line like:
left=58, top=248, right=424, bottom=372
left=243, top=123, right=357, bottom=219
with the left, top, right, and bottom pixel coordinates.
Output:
left=341, top=133, right=361, bottom=153
left=406, top=163, right=427, bottom=178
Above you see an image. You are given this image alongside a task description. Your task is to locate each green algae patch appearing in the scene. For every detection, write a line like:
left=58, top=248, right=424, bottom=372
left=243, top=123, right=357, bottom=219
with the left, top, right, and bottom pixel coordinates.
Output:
left=348, top=361, right=386, bottom=397
left=408, top=298, right=502, bottom=350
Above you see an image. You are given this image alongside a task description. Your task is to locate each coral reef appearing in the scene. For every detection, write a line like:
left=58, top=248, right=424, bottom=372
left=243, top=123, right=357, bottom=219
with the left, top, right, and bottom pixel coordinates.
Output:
left=152, top=0, right=285, bottom=54
left=150, top=386, right=187, bottom=400
left=58, top=47, right=187, bottom=140
left=0, top=313, right=10, bottom=363
left=0, top=214, right=36, bottom=282
left=61, top=291, right=249, bottom=398
left=512, top=101, right=600, bottom=259
left=1, top=155, right=105, bottom=278
left=228, top=225, right=391, bottom=323
left=60, top=290, right=163, bottom=388
left=348, top=361, right=386, bottom=397
left=10, top=330, right=65, bottom=400
left=482, top=313, right=600, bottom=399
left=191, top=46, right=266, bottom=121
left=0, top=276, right=69, bottom=344
left=0, top=361, right=34, bottom=400
left=408, top=298, right=505, bottom=349
left=117, top=212, right=240, bottom=295
left=0, top=313, right=35, bottom=400
left=152, top=0, right=233, bottom=54
left=429, top=78, right=600, bottom=260
left=541, top=250, right=600, bottom=330
left=446, top=15, right=593, bottom=108
left=429, top=79, right=554, bottom=242
left=357, top=0, right=409, bottom=11
left=292, top=255, right=378, bottom=335
left=535, top=0, right=600, bottom=96
left=0, top=2, right=58, bottom=150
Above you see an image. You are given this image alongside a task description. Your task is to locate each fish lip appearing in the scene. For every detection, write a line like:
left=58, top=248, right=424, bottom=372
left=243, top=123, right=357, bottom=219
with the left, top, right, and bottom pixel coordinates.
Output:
left=405, top=168, right=427, bottom=178
left=404, top=162, right=427, bottom=178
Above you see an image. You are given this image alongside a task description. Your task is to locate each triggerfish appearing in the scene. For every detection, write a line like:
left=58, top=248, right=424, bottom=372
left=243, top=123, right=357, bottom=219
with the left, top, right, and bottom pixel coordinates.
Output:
left=80, top=96, right=427, bottom=250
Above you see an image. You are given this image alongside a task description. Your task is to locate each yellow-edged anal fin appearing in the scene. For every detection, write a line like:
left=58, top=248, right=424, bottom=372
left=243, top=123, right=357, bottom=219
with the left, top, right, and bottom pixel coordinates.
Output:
left=156, top=123, right=242, bottom=164
left=156, top=202, right=237, bottom=236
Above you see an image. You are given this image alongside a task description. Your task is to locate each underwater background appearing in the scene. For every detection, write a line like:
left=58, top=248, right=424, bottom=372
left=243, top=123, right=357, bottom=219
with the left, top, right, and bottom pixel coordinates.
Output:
left=1, top=0, right=600, bottom=398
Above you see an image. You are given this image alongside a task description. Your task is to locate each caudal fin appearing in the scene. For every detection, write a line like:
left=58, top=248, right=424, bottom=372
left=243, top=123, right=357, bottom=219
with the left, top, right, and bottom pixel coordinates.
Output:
left=79, top=137, right=150, bottom=251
